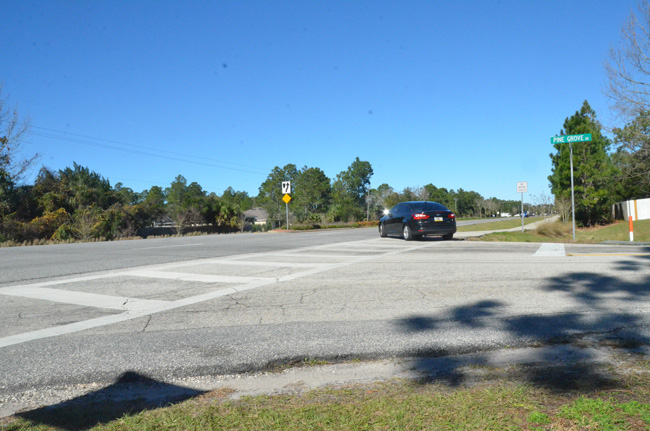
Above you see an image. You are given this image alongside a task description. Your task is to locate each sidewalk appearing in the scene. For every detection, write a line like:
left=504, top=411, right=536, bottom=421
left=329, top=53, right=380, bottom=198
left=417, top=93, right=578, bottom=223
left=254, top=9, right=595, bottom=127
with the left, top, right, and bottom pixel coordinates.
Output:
left=454, top=216, right=559, bottom=239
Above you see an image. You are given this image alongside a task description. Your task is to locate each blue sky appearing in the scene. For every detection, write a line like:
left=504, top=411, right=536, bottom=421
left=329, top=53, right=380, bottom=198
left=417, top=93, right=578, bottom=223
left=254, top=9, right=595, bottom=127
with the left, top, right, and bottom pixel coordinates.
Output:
left=2, top=1, right=637, bottom=203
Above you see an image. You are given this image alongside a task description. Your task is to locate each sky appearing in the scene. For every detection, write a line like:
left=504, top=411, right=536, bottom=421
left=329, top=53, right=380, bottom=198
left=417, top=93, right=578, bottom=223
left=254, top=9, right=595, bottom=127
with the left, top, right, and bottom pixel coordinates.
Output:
left=1, top=0, right=639, bottom=203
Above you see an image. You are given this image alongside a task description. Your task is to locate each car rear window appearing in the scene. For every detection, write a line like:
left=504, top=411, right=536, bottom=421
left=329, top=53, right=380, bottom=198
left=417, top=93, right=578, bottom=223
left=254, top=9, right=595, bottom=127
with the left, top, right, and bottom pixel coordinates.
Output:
left=413, top=202, right=448, bottom=212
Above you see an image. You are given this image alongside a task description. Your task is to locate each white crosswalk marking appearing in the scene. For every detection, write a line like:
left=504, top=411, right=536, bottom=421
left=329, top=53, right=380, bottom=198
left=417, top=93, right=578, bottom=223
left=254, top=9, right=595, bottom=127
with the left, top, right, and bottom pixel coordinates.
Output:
left=533, top=243, right=566, bottom=257
left=0, top=286, right=168, bottom=311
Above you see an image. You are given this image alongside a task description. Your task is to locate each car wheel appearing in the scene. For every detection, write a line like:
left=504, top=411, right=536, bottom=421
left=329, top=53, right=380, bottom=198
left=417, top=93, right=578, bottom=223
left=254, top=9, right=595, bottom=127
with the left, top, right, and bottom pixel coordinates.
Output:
left=379, top=222, right=387, bottom=237
left=402, top=224, right=413, bottom=241
left=442, top=233, right=453, bottom=240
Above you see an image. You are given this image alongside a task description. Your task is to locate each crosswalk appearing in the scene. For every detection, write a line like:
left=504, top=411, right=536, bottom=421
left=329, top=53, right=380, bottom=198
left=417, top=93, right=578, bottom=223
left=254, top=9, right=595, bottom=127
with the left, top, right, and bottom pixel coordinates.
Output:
left=0, top=238, right=430, bottom=348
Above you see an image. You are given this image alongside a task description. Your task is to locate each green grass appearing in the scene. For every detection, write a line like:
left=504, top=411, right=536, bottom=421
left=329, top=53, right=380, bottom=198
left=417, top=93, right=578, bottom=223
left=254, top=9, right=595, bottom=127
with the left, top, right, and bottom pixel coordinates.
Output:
left=474, top=219, right=650, bottom=243
left=5, top=369, right=650, bottom=431
left=457, top=216, right=545, bottom=232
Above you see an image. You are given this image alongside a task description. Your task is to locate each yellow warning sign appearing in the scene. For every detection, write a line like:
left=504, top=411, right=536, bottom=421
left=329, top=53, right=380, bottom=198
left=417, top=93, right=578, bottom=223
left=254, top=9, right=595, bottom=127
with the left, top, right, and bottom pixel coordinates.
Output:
left=283, top=194, right=291, bottom=204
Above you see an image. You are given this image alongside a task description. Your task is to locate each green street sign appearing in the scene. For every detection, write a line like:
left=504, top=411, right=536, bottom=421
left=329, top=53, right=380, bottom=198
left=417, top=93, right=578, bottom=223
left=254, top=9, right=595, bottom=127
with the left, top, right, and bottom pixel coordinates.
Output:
left=550, top=133, right=592, bottom=144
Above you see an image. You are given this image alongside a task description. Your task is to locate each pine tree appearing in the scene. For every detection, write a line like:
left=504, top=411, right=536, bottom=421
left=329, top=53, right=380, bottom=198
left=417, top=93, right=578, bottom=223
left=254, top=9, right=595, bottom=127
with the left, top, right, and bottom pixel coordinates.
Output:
left=548, top=101, right=617, bottom=226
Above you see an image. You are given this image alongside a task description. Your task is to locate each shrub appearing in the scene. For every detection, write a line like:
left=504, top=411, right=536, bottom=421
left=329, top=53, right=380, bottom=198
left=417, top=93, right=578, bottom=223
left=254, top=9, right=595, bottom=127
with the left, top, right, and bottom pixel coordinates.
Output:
left=535, top=221, right=571, bottom=238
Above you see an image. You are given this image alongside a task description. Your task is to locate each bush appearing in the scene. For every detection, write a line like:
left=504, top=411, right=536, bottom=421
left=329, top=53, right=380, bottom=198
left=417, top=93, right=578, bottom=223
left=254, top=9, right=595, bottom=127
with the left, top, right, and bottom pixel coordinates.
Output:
left=535, top=221, right=571, bottom=238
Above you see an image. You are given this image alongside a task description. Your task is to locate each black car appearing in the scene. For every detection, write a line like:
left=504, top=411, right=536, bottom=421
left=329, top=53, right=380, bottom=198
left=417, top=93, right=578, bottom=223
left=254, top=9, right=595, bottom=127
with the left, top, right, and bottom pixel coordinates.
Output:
left=379, top=201, right=456, bottom=240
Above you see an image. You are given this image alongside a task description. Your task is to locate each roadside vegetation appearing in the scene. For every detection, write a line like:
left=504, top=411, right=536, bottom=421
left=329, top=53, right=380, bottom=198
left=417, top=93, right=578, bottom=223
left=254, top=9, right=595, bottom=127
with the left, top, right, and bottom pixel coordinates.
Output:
left=4, top=352, right=650, bottom=431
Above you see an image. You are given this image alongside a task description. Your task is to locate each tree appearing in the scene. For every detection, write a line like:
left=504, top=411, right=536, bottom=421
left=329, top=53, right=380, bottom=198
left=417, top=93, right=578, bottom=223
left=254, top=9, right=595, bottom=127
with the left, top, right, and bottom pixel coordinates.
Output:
left=114, top=183, right=140, bottom=205
left=423, top=184, right=454, bottom=209
left=374, top=183, right=401, bottom=212
left=293, top=166, right=331, bottom=222
left=0, top=84, right=38, bottom=186
left=165, top=175, right=204, bottom=234
left=58, top=163, right=116, bottom=211
left=612, top=111, right=650, bottom=198
left=548, top=101, right=617, bottom=226
left=1, top=85, right=38, bottom=221
left=142, top=186, right=166, bottom=226
left=329, top=157, right=373, bottom=222
left=605, top=0, right=650, bottom=125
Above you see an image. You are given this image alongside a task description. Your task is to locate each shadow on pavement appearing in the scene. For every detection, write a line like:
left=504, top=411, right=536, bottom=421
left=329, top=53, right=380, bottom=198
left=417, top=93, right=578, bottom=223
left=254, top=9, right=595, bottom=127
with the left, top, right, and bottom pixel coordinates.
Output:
left=395, top=257, right=650, bottom=393
left=16, top=371, right=205, bottom=431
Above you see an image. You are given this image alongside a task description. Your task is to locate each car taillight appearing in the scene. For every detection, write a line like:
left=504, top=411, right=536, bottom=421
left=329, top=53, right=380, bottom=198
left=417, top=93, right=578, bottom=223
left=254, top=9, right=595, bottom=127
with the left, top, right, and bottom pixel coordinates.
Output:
left=448, top=213, right=456, bottom=219
left=413, top=213, right=429, bottom=220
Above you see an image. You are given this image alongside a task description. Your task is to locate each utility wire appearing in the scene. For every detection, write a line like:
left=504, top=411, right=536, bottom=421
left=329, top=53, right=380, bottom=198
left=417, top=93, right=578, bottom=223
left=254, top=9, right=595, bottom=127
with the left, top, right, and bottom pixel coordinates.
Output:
left=26, top=125, right=271, bottom=176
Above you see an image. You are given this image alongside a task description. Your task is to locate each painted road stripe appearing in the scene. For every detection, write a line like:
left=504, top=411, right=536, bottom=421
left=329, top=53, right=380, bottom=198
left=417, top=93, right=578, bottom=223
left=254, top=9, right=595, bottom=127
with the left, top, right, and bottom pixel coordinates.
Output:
left=124, top=270, right=276, bottom=284
left=533, top=243, right=566, bottom=257
left=130, top=243, right=203, bottom=251
left=0, top=286, right=168, bottom=311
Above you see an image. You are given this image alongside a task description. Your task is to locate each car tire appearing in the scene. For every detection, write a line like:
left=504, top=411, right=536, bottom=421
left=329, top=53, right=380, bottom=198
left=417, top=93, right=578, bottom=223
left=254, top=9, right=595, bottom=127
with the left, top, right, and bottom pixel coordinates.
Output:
left=442, top=233, right=453, bottom=241
left=402, top=224, right=413, bottom=241
left=379, top=223, right=387, bottom=238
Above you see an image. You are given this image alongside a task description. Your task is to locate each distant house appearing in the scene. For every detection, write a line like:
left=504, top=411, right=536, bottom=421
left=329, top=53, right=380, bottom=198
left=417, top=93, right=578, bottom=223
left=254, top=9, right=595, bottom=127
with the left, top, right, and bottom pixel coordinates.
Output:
left=243, top=207, right=268, bottom=225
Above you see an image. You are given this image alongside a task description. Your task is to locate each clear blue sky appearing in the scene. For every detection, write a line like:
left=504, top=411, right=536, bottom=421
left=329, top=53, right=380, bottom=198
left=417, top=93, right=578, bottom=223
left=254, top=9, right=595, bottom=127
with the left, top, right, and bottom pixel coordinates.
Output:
left=2, top=0, right=637, bottom=203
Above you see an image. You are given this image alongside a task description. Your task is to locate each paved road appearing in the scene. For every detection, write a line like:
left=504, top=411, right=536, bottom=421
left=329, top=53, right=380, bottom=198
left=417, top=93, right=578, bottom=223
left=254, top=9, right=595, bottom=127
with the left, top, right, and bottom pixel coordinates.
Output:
left=1, top=228, right=649, bottom=416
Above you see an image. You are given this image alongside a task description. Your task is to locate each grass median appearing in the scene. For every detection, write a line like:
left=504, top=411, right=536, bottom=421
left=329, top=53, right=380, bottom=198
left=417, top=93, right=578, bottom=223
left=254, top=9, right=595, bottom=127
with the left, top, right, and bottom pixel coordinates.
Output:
left=456, top=216, right=545, bottom=232
left=471, top=219, right=649, bottom=243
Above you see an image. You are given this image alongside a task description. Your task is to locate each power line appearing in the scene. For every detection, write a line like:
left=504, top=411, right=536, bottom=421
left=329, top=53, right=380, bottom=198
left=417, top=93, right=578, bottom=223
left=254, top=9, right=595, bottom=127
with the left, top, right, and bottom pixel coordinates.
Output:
left=25, top=125, right=271, bottom=176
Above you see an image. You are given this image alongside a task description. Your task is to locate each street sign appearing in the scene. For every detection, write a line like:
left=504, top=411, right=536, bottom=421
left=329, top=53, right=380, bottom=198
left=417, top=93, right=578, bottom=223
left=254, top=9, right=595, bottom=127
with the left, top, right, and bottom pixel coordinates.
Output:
left=281, top=181, right=291, bottom=194
left=550, top=134, right=592, bottom=144
left=282, top=194, right=291, bottom=204
left=516, top=181, right=527, bottom=193
left=550, top=134, right=590, bottom=240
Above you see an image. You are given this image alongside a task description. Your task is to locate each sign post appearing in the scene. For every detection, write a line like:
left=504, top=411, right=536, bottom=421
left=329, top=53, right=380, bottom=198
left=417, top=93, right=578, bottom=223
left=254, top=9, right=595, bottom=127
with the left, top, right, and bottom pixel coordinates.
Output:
left=516, top=182, right=527, bottom=232
left=281, top=182, right=291, bottom=230
left=628, top=200, right=634, bottom=242
left=550, top=134, right=592, bottom=240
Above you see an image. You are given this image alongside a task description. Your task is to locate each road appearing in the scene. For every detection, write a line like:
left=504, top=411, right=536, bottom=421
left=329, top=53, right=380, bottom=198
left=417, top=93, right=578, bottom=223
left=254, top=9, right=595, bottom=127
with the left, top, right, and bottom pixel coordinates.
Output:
left=1, top=227, right=649, bottom=416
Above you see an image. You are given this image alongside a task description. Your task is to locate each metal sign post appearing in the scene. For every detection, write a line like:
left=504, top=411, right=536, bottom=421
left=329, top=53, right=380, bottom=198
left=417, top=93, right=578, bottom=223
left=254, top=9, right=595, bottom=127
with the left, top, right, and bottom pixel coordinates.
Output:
left=569, top=142, right=576, bottom=240
left=517, top=182, right=527, bottom=233
left=550, top=134, right=591, bottom=240
left=281, top=182, right=291, bottom=230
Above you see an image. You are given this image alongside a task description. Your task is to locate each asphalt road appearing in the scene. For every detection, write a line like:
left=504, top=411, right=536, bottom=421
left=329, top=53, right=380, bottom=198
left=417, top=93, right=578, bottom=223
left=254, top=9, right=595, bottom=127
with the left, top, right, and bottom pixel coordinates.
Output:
left=1, top=227, right=650, bottom=416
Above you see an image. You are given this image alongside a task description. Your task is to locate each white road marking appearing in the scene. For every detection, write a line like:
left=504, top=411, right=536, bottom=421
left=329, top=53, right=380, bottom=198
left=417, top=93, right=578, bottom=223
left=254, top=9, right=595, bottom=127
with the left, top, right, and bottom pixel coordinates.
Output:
left=533, top=243, right=566, bottom=257
left=130, top=243, right=203, bottom=251
left=0, top=287, right=167, bottom=311
left=124, top=270, right=275, bottom=284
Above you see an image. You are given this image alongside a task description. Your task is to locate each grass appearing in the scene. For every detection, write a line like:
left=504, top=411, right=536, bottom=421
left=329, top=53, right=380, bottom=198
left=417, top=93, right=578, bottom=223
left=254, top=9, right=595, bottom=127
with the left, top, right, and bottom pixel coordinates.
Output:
left=456, top=216, right=545, bottom=232
left=473, top=219, right=650, bottom=243
left=5, top=361, right=650, bottom=431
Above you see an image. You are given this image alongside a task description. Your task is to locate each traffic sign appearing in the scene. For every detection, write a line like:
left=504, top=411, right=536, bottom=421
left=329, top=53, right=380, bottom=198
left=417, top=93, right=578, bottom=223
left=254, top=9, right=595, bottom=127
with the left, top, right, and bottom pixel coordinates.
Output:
left=281, top=181, right=291, bottom=194
left=550, top=134, right=592, bottom=144
left=282, top=194, right=291, bottom=204
left=516, top=181, right=527, bottom=193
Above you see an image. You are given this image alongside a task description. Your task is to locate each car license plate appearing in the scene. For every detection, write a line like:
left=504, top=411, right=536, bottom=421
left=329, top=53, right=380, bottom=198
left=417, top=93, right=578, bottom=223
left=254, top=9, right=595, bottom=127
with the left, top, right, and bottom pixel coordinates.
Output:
left=434, top=216, right=443, bottom=222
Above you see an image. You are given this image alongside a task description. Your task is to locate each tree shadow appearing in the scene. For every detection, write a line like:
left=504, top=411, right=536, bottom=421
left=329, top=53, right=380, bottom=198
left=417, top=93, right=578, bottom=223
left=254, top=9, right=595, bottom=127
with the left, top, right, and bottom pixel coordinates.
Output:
left=396, top=258, right=650, bottom=393
left=15, top=371, right=205, bottom=431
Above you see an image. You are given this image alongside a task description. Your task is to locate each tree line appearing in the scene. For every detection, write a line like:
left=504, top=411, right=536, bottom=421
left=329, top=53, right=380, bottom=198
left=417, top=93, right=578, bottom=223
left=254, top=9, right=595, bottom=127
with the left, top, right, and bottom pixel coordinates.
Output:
left=0, top=139, right=531, bottom=243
